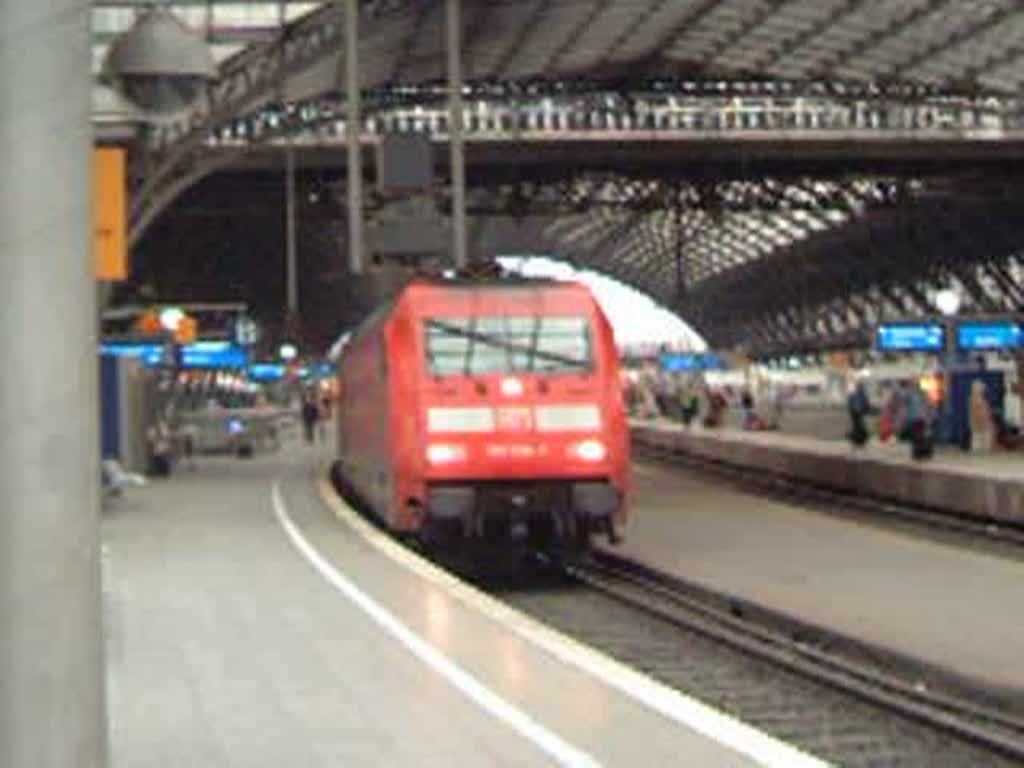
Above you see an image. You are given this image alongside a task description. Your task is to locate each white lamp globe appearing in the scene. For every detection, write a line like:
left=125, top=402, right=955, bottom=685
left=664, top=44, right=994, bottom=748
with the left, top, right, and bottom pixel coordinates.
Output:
left=935, top=289, right=961, bottom=317
left=279, top=343, right=298, bottom=361
left=159, top=306, right=186, bottom=331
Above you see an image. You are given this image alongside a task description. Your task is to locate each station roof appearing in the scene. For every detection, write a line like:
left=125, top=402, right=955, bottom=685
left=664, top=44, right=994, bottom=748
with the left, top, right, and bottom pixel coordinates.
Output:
left=91, top=1, right=320, bottom=72
left=109, top=1, right=1024, bottom=355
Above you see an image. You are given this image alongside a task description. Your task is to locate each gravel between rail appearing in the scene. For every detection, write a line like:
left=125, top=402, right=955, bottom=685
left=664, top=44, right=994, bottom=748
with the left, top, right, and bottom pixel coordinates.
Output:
left=483, top=550, right=1024, bottom=768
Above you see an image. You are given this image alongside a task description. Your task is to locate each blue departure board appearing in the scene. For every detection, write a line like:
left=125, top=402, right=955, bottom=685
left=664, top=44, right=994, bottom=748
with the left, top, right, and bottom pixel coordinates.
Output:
left=101, top=342, right=166, bottom=366
left=957, top=321, right=1023, bottom=350
left=180, top=341, right=248, bottom=369
left=660, top=353, right=727, bottom=372
left=876, top=323, right=945, bottom=352
left=248, top=363, right=286, bottom=381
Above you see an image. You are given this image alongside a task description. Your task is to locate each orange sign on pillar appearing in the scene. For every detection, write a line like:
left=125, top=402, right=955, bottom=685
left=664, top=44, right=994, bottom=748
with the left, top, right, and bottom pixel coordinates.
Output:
left=94, top=147, right=127, bottom=281
left=174, top=315, right=198, bottom=344
left=136, top=310, right=162, bottom=335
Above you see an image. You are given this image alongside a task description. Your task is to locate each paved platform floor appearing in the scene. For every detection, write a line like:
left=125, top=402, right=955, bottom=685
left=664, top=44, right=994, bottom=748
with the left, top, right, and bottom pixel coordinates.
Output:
left=612, top=459, right=1024, bottom=694
left=639, top=418, right=1024, bottom=481
left=102, top=440, right=794, bottom=767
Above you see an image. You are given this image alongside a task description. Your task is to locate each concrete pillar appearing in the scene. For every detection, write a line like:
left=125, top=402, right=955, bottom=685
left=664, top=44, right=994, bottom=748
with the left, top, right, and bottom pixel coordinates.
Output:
left=0, top=2, right=107, bottom=768
left=447, top=0, right=468, bottom=270
left=285, top=146, right=298, bottom=313
left=345, top=0, right=365, bottom=274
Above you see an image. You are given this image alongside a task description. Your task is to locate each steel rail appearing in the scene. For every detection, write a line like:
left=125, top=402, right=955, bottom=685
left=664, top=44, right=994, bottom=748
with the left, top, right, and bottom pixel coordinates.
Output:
left=561, top=549, right=1024, bottom=762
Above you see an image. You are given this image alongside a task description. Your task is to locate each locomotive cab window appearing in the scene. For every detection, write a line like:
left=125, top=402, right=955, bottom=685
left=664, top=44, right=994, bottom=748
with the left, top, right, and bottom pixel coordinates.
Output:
left=425, top=315, right=592, bottom=376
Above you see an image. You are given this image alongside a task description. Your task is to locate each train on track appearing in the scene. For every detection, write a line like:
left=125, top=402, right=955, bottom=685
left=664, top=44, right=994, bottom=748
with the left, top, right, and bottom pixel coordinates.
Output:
left=335, top=277, right=630, bottom=553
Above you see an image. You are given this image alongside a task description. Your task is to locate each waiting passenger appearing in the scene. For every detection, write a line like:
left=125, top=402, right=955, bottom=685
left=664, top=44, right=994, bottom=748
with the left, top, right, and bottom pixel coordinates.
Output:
left=905, top=384, right=934, bottom=461
left=969, top=380, right=995, bottom=453
left=703, top=388, right=727, bottom=429
left=679, top=386, right=700, bottom=427
left=146, top=420, right=174, bottom=477
left=301, top=395, right=320, bottom=445
left=740, top=390, right=758, bottom=430
left=766, top=387, right=786, bottom=431
left=846, top=381, right=871, bottom=448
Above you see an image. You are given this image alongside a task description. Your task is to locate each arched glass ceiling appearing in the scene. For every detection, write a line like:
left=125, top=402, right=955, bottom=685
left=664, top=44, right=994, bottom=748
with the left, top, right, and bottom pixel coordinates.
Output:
left=496, top=255, right=707, bottom=351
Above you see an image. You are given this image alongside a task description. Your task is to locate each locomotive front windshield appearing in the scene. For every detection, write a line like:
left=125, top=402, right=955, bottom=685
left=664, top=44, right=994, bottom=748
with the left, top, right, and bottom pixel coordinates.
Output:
left=425, top=315, right=593, bottom=376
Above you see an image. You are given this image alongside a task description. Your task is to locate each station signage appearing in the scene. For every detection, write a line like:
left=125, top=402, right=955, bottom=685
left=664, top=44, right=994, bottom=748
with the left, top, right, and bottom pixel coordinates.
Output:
left=956, top=321, right=1023, bottom=351
left=100, top=342, right=167, bottom=366
left=876, top=323, right=945, bottom=352
left=179, top=341, right=248, bottom=370
left=248, top=363, right=287, bottom=382
left=660, top=353, right=727, bottom=372
left=93, top=148, right=127, bottom=282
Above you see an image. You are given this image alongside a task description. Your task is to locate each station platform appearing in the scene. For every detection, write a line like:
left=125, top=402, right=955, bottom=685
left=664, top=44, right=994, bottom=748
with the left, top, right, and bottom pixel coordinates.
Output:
left=102, top=440, right=821, bottom=767
left=632, top=420, right=1024, bottom=522
left=612, top=454, right=1024, bottom=697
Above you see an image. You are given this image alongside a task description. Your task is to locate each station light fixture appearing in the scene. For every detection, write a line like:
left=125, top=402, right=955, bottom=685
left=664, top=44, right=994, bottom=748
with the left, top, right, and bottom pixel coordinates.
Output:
left=159, top=306, right=186, bottom=332
left=935, top=289, right=961, bottom=317
left=101, top=8, right=216, bottom=119
left=279, top=343, right=298, bottom=361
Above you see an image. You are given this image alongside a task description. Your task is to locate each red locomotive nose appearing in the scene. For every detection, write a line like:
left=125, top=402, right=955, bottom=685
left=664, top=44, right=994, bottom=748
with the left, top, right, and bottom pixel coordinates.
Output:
left=336, top=277, right=630, bottom=553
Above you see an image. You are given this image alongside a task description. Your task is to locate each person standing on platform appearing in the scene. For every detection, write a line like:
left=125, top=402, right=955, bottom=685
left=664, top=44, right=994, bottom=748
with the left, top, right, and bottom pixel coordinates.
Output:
left=318, top=392, right=333, bottom=443
left=301, top=393, right=320, bottom=446
left=847, top=380, right=871, bottom=448
left=740, top=390, right=757, bottom=430
left=906, top=383, right=934, bottom=460
left=680, top=383, right=700, bottom=427
left=767, top=386, right=785, bottom=431
left=969, top=380, right=995, bottom=453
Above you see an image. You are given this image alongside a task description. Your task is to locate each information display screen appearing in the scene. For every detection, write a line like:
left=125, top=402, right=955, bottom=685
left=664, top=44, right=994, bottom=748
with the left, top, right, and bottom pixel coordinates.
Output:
left=180, top=341, right=248, bottom=369
left=248, top=363, right=286, bottom=381
left=660, top=353, right=727, bottom=372
left=101, top=342, right=166, bottom=366
left=876, top=323, right=945, bottom=352
left=957, top=321, right=1023, bottom=350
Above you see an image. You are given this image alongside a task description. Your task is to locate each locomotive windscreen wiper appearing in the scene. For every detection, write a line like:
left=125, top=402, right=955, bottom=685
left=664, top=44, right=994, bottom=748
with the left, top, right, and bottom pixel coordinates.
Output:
left=426, top=319, right=589, bottom=372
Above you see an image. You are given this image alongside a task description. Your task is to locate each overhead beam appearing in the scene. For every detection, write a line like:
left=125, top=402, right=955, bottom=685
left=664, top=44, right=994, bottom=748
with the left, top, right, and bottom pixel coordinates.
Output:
left=812, top=0, right=958, bottom=81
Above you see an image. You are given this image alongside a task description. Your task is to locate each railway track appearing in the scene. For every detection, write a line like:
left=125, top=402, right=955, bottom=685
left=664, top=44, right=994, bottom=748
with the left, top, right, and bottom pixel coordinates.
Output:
left=575, top=550, right=1024, bottom=760
left=333, top=469, right=1024, bottom=764
left=633, top=439, right=1024, bottom=551
left=489, top=549, right=1024, bottom=767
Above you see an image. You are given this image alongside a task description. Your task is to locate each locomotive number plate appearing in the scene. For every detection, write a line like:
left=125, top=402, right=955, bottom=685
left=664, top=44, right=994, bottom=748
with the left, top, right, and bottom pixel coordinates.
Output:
left=495, top=407, right=533, bottom=432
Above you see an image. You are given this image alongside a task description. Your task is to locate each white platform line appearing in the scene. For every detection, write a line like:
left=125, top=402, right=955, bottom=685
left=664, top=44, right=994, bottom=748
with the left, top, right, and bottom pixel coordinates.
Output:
left=271, top=484, right=600, bottom=768
left=315, top=474, right=832, bottom=768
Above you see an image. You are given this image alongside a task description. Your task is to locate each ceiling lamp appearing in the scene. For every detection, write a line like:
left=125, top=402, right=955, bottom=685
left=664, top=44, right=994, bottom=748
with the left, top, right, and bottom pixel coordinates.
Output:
left=102, top=9, right=216, bottom=119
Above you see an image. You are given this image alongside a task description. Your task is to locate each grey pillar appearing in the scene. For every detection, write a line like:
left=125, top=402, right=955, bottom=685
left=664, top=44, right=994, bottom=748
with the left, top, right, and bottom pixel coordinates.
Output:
left=0, top=3, right=107, bottom=768
left=447, top=0, right=468, bottom=270
left=345, top=0, right=365, bottom=274
left=285, top=146, right=298, bottom=312
left=281, top=0, right=298, bottom=314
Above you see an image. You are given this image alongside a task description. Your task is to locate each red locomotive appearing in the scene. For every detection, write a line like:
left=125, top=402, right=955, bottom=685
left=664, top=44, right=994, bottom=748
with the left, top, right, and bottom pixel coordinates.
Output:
left=335, top=277, right=630, bottom=551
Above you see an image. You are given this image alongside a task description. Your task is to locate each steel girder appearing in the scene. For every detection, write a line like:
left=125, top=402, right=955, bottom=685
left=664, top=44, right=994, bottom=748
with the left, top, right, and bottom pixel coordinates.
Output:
left=126, top=0, right=1024, bottom=243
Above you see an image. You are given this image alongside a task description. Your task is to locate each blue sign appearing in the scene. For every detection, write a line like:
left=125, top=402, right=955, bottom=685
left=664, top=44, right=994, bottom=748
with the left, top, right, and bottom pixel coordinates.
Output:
left=180, top=341, right=248, bottom=369
left=101, top=342, right=167, bottom=366
left=248, top=363, right=286, bottom=381
left=660, top=353, right=727, bottom=372
left=313, top=361, right=336, bottom=379
left=957, top=321, right=1023, bottom=351
left=876, top=323, right=945, bottom=352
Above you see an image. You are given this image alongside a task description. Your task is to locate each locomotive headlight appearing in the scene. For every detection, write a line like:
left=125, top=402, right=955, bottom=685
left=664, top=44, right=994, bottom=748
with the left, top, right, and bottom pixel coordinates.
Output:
left=573, top=439, right=607, bottom=462
left=500, top=377, right=524, bottom=397
left=426, top=443, right=467, bottom=464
